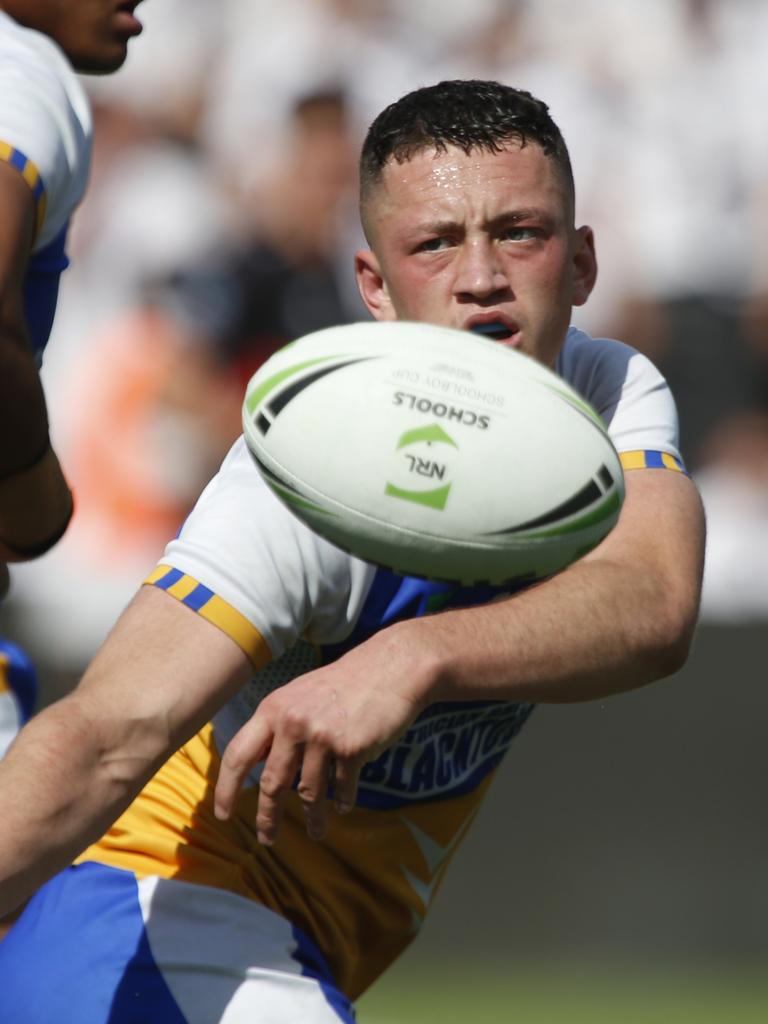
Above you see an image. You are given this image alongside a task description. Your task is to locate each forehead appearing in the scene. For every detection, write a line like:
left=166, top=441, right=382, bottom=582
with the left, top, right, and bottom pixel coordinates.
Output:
left=370, top=142, right=569, bottom=227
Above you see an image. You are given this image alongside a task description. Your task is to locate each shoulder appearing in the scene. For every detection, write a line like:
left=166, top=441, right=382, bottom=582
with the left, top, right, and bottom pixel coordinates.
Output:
left=0, top=11, right=60, bottom=60
left=557, top=326, right=683, bottom=463
left=557, top=326, right=665, bottom=398
left=156, top=437, right=377, bottom=661
left=0, top=11, right=91, bottom=246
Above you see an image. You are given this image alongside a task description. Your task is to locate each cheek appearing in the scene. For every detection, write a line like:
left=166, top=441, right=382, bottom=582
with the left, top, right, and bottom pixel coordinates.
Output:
left=387, top=263, right=446, bottom=315
left=521, top=249, right=575, bottom=310
left=530, top=243, right=570, bottom=284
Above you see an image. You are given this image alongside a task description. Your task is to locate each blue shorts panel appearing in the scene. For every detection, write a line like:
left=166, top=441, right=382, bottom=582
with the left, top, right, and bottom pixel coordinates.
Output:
left=0, top=863, right=355, bottom=1023
left=0, top=862, right=187, bottom=1024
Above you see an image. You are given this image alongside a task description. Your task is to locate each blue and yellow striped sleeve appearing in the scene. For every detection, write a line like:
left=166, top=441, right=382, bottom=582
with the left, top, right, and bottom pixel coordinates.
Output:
left=620, top=450, right=687, bottom=474
left=0, top=140, right=47, bottom=237
left=144, top=565, right=271, bottom=670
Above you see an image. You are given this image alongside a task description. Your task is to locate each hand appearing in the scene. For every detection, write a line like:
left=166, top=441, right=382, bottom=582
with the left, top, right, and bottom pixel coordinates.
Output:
left=213, top=625, right=431, bottom=844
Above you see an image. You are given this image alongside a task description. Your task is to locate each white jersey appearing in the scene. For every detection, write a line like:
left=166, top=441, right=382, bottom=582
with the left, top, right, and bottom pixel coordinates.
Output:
left=0, top=10, right=92, bottom=355
left=79, top=327, right=686, bottom=1001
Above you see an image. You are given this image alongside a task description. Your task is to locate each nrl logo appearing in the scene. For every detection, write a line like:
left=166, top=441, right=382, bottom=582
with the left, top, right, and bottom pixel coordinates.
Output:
left=384, top=423, right=458, bottom=511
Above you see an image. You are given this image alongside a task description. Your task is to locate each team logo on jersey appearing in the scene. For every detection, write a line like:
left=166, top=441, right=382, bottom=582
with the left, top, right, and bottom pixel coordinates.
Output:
left=357, top=699, right=534, bottom=810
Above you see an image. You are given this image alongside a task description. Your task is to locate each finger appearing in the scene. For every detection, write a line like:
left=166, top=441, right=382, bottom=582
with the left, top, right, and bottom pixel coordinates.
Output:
left=255, top=738, right=302, bottom=845
left=333, top=757, right=362, bottom=816
left=296, top=745, right=332, bottom=841
left=214, top=717, right=272, bottom=821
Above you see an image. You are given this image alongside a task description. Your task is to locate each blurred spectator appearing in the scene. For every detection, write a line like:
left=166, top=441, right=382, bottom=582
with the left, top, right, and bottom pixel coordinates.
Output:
left=234, top=86, right=367, bottom=340
left=158, top=86, right=366, bottom=391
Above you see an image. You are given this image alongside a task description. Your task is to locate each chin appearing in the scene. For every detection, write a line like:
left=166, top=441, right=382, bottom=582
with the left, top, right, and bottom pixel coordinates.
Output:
left=70, top=45, right=130, bottom=75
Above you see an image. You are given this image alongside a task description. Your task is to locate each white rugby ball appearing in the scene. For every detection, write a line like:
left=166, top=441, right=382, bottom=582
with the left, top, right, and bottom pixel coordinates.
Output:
left=242, top=321, right=624, bottom=585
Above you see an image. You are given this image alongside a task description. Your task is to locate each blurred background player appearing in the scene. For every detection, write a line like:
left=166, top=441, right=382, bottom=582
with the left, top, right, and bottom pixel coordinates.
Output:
left=0, top=0, right=147, bottom=563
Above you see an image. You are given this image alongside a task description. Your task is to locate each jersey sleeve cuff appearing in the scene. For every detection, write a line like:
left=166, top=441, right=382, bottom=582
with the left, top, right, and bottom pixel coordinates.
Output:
left=144, top=565, right=272, bottom=670
left=620, top=450, right=688, bottom=475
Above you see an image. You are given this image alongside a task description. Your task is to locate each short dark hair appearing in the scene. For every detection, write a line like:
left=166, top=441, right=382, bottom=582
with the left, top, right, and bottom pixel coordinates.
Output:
left=359, top=79, right=574, bottom=219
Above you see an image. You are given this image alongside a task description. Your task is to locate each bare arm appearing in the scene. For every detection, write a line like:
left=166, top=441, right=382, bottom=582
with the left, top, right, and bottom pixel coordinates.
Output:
left=0, top=161, right=72, bottom=561
left=411, top=468, right=705, bottom=704
left=215, top=469, right=705, bottom=842
left=0, top=585, right=252, bottom=916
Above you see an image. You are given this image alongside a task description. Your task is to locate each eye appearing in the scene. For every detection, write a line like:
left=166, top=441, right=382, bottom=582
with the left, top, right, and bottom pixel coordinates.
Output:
left=418, top=236, right=452, bottom=252
left=501, top=226, right=539, bottom=242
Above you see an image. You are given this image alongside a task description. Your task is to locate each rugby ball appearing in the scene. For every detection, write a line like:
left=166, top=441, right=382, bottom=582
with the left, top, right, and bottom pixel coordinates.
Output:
left=242, top=321, right=624, bottom=585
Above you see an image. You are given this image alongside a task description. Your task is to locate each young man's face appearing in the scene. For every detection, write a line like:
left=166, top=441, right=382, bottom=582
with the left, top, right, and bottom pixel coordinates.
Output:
left=356, top=142, right=596, bottom=369
left=2, top=0, right=144, bottom=73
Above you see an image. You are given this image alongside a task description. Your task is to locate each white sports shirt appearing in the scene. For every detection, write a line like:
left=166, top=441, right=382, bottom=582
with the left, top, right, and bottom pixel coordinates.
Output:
left=0, top=10, right=91, bottom=355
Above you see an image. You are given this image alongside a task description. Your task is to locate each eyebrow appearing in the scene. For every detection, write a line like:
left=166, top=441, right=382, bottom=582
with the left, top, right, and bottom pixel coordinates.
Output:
left=414, top=208, right=556, bottom=235
left=493, top=208, right=554, bottom=226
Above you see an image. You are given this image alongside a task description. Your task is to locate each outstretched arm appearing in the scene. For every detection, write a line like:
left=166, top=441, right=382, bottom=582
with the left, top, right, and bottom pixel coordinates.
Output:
left=215, top=469, right=705, bottom=843
left=0, top=585, right=251, bottom=917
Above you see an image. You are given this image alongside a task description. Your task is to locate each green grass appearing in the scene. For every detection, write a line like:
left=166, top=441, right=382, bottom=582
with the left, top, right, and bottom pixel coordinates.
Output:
left=356, top=962, right=768, bottom=1024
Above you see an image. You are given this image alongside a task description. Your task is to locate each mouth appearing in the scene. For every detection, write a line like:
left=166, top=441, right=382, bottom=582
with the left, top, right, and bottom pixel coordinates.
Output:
left=466, top=319, right=520, bottom=345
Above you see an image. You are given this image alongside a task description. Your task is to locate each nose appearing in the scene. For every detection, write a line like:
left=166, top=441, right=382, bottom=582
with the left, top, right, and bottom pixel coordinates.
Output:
left=452, top=239, right=510, bottom=301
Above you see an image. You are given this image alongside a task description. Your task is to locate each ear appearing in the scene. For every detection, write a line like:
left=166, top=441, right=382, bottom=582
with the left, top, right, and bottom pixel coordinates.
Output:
left=355, top=249, right=396, bottom=321
left=571, top=226, right=598, bottom=307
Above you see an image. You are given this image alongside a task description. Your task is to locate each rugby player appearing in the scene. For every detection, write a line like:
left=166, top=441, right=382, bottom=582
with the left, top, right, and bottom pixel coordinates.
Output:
left=0, top=80, right=705, bottom=1023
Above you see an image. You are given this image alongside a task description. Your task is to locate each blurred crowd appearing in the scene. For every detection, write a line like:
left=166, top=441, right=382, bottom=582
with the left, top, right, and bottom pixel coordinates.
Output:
left=4, top=0, right=768, bottom=690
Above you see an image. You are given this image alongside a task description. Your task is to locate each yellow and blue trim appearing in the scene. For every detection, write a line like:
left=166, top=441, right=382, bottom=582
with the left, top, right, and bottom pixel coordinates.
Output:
left=144, top=565, right=271, bottom=669
left=620, top=450, right=687, bottom=474
left=0, top=140, right=47, bottom=236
